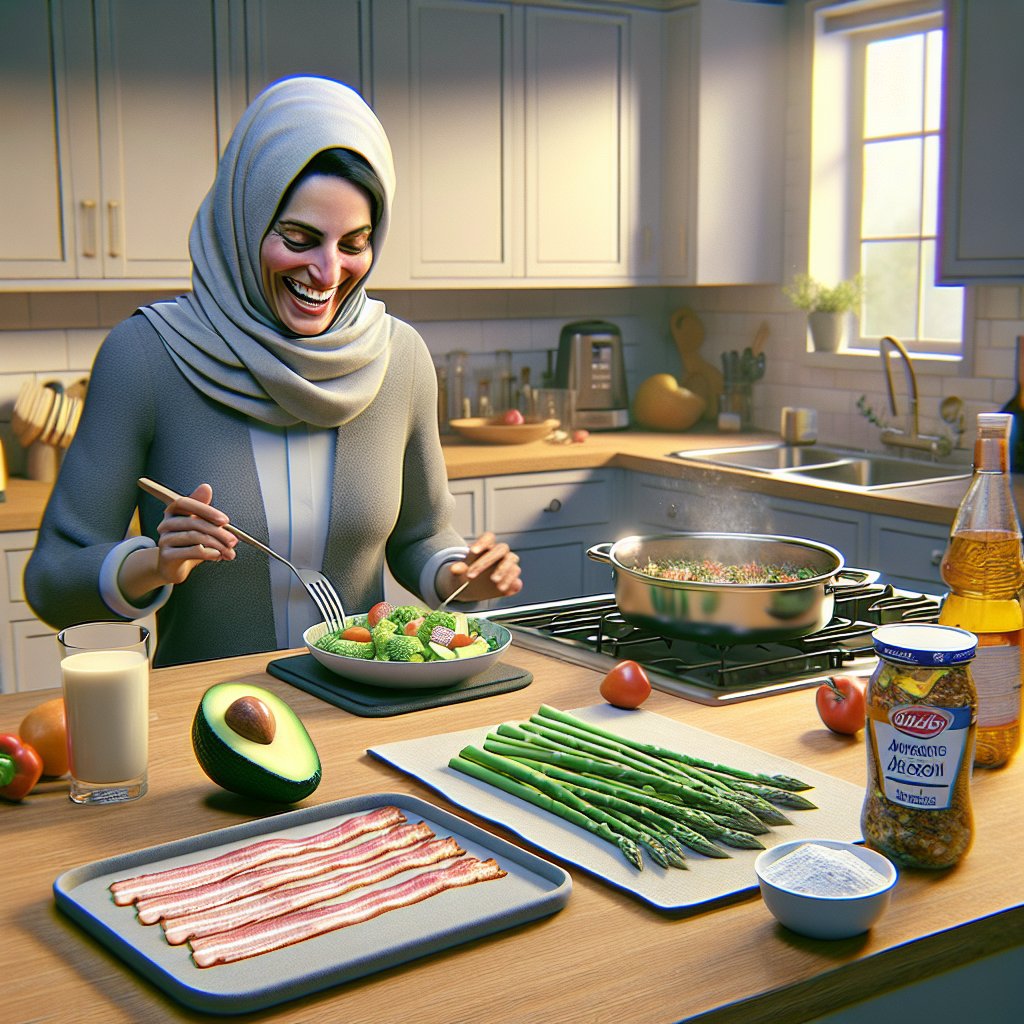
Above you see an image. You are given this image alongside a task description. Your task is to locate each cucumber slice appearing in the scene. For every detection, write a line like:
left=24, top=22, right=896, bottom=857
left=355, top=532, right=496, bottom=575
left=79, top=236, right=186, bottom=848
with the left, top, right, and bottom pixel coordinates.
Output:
left=428, top=641, right=457, bottom=661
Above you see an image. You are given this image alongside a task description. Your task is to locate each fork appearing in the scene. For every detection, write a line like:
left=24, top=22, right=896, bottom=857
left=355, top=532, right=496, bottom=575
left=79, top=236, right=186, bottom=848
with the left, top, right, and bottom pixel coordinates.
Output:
left=137, top=478, right=346, bottom=634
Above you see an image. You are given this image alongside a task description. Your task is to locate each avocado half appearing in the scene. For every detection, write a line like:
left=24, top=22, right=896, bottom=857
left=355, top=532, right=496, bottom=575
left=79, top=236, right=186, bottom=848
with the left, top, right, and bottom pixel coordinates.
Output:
left=192, top=683, right=321, bottom=803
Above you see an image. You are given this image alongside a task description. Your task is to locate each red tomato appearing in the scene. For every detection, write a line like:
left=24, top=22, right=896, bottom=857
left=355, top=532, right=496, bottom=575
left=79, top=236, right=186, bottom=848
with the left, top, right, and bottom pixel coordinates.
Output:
left=403, top=617, right=425, bottom=636
left=341, top=626, right=372, bottom=643
left=366, top=601, right=394, bottom=627
left=815, top=675, right=867, bottom=735
left=501, top=409, right=525, bottom=425
left=571, top=429, right=590, bottom=444
left=449, top=633, right=474, bottom=648
left=599, top=660, right=652, bottom=709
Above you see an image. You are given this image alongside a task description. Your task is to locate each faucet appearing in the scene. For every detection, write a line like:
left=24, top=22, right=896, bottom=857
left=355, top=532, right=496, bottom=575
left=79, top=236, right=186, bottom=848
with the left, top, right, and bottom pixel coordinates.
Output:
left=878, top=335, right=952, bottom=457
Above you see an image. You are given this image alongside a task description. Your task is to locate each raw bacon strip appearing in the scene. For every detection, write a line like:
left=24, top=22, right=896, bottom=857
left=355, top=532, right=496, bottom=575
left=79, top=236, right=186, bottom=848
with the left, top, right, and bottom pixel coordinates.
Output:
left=164, top=837, right=464, bottom=945
left=110, top=805, right=405, bottom=906
left=191, top=857, right=507, bottom=968
left=136, top=821, right=434, bottom=924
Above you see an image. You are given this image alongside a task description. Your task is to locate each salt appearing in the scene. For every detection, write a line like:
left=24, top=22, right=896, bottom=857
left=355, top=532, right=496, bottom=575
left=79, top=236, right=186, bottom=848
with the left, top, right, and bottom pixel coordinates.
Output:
left=762, top=844, right=887, bottom=897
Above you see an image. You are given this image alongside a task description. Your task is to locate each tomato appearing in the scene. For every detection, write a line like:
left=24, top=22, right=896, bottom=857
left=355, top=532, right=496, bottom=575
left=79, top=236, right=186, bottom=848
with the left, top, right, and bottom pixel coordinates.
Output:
left=599, top=660, right=652, bottom=709
left=19, top=697, right=68, bottom=777
left=341, top=626, right=373, bottom=644
left=501, top=409, right=525, bottom=425
left=403, top=617, right=425, bottom=636
left=366, top=601, right=394, bottom=627
left=449, top=633, right=474, bottom=648
left=571, top=429, right=590, bottom=444
left=815, top=675, right=867, bottom=735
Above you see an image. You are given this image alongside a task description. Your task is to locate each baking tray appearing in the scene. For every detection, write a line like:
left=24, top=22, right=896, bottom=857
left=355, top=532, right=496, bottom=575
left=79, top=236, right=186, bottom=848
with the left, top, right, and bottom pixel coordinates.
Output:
left=369, top=705, right=865, bottom=912
left=53, top=792, right=571, bottom=1015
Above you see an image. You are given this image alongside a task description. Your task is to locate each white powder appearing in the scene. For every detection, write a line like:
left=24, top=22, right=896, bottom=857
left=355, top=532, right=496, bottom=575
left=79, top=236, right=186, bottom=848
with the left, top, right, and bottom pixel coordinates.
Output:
left=762, top=844, right=887, bottom=897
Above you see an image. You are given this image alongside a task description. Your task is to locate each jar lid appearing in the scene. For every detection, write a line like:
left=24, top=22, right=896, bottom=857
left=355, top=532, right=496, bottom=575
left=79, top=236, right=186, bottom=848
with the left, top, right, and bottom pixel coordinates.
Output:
left=872, top=623, right=977, bottom=665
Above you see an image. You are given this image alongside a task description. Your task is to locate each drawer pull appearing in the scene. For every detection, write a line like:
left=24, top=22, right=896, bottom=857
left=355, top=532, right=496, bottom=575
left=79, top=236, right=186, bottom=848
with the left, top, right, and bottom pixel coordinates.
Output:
left=80, top=199, right=97, bottom=258
left=667, top=502, right=678, bottom=520
left=543, top=498, right=562, bottom=513
left=930, top=548, right=944, bottom=567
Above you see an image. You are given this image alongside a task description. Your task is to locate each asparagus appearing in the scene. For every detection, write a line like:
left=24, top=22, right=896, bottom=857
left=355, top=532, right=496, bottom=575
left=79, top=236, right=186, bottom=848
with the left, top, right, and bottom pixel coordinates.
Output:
left=694, top=768, right=818, bottom=810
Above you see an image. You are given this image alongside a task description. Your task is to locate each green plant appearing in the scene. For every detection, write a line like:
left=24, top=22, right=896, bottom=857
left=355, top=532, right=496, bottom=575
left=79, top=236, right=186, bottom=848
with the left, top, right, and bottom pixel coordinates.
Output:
left=783, top=273, right=864, bottom=314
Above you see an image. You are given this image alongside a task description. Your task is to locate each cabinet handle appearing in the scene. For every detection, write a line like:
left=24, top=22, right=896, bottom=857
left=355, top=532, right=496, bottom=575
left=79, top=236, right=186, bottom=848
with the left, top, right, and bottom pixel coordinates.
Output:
left=667, top=502, right=678, bottom=520
left=543, top=498, right=562, bottom=513
left=107, top=200, right=121, bottom=258
left=930, top=549, right=944, bottom=567
left=80, top=200, right=97, bottom=258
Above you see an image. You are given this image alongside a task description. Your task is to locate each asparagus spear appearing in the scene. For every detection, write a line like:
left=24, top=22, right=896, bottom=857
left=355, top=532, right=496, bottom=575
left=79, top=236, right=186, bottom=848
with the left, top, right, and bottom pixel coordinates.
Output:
left=694, top=768, right=818, bottom=810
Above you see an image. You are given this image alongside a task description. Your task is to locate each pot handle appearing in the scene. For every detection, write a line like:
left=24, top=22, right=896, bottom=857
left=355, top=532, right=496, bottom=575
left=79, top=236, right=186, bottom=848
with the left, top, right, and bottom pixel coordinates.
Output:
left=587, top=542, right=614, bottom=565
left=827, top=568, right=881, bottom=594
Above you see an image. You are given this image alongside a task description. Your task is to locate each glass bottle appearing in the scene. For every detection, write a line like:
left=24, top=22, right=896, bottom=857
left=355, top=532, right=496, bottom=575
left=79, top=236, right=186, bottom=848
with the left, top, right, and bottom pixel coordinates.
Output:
left=937, top=412, right=1024, bottom=767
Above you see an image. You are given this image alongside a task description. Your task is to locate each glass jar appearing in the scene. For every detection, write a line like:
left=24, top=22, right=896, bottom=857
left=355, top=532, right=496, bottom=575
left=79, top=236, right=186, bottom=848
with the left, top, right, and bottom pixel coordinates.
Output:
left=862, top=623, right=978, bottom=870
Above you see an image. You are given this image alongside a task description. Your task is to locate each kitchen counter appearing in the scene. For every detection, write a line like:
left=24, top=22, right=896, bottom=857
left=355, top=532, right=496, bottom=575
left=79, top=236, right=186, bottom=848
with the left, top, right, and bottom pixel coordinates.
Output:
left=0, top=429, right=979, bottom=533
left=3, top=646, right=1021, bottom=1023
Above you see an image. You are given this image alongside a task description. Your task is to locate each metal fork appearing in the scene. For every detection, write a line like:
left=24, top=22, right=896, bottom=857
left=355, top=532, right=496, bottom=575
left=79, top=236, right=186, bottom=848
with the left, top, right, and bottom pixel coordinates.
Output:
left=137, top=478, right=346, bottom=634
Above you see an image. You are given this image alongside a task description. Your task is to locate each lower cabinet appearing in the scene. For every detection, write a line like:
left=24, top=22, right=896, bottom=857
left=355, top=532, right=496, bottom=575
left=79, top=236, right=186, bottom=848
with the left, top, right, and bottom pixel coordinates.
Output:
left=869, top=515, right=948, bottom=593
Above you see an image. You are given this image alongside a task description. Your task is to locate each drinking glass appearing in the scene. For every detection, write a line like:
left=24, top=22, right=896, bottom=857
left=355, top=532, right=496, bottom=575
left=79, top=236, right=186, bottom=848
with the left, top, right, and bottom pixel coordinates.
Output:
left=58, top=621, right=150, bottom=805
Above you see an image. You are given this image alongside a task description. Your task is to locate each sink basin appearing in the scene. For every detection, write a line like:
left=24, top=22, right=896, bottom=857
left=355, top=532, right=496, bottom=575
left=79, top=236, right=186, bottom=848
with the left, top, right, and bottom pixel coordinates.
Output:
left=671, top=443, right=971, bottom=491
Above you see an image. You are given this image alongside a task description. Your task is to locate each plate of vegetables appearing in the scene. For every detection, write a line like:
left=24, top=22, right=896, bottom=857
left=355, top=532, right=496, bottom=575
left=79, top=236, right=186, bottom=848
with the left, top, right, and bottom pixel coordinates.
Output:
left=303, top=602, right=512, bottom=689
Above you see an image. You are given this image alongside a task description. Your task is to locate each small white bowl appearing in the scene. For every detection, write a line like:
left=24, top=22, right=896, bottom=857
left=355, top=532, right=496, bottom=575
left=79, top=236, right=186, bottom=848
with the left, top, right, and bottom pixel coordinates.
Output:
left=754, top=839, right=898, bottom=940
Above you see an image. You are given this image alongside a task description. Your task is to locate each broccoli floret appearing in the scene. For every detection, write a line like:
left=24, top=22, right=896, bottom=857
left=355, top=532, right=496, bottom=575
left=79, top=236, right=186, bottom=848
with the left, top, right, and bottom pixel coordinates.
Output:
left=316, top=634, right=374, bottom=659
left=416, top=610, right=456, bottom=647
left=384, top=634, right=426, bottom=662
left=387, top=605, right=428, bottom=629
left=371, top=619, right=399, bottom=659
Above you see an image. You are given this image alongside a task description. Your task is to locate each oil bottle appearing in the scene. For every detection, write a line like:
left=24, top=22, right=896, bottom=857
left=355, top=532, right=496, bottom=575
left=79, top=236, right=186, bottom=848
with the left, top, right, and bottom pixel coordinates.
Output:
left=938, top=412, right=1024, bottom=767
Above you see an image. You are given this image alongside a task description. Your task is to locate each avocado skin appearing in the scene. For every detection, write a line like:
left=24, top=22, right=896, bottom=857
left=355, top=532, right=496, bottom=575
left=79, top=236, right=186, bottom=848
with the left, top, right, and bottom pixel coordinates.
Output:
left=192, top=686, right=322, bottom=803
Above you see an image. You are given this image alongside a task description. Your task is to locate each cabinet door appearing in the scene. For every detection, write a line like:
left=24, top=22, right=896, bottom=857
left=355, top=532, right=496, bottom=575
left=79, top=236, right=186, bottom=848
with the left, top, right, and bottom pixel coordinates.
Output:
left=94, top=0, right=231, bottom=278
left=764, top=496, right=867, bottom=569
left=869, top=515, right=948, bottom=592
left=524, top=5, right=630, bottom=278
left=939, top=0, right=1024, bottom=282
left=244, top=0, right=367, bottom=100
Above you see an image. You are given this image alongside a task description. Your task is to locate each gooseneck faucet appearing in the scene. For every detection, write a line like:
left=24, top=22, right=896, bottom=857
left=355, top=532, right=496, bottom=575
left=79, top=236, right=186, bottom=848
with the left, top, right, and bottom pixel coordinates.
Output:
left=878, top=335, right=952, bottom=457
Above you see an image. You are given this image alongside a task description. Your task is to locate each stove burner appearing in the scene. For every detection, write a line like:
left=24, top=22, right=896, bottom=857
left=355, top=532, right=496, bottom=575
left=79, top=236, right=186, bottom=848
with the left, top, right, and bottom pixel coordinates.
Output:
left=487, top=579, right=941, bottom=699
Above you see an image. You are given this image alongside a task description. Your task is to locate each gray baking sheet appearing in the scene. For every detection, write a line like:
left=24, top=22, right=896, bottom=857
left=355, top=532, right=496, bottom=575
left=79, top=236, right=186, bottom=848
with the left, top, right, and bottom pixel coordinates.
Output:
left=53, top=792, right=571, bottom=1015
left=369, top=705, right=865, bottom=911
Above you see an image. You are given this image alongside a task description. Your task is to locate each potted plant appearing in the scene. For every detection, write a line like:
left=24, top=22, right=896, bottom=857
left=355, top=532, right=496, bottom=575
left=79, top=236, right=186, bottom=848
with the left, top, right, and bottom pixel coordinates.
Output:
left=783, top=273, right=864, bottom=352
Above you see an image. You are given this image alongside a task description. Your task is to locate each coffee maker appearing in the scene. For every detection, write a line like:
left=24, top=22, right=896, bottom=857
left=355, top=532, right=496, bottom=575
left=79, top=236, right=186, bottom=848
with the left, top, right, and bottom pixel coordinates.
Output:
left=554, top=320, right=630, bottom=430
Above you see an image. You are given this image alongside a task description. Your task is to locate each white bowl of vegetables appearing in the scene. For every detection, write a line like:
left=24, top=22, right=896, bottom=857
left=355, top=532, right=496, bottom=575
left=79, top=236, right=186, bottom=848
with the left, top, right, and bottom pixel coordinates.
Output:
left=304, top=602, right=512, bottom=689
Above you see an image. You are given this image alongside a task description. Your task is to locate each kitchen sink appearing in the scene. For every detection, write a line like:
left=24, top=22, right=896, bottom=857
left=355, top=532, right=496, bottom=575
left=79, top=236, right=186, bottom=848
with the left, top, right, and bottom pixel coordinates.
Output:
left=670, top=443, right=972, bottom=491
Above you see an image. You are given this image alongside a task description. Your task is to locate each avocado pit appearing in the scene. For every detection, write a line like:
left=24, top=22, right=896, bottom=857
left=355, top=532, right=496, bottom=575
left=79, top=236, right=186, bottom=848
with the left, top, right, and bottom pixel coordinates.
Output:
left=225, top=695, right=276, bottom=745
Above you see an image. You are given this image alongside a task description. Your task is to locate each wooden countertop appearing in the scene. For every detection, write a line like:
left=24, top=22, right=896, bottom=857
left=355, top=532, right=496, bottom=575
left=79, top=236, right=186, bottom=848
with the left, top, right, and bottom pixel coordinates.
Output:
left=3, top=647, right=1021, bottom=1023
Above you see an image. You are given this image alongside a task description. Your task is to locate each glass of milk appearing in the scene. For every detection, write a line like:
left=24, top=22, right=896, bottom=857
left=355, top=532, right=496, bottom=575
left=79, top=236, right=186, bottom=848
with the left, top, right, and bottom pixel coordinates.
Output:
left=58, top=622, right=151, bottom=805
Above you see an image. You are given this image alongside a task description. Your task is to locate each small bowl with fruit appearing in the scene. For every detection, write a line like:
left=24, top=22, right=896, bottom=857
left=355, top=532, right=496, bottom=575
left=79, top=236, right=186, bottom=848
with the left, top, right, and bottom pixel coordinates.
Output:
left=304, top=601, right=512, bottom=688
left=449, top=408, right=560, bottom=445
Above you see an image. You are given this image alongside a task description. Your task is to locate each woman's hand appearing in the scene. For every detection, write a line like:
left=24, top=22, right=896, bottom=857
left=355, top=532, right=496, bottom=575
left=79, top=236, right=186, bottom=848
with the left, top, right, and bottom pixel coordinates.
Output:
left=120, top=484, right=237, bottom=601
left=440, top=532, right=523, bottom=603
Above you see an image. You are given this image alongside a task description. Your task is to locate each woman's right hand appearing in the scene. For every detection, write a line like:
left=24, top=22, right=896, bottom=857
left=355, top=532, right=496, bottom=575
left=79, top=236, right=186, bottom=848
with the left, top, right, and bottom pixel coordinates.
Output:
left=152, top=483, right=238, bottom=585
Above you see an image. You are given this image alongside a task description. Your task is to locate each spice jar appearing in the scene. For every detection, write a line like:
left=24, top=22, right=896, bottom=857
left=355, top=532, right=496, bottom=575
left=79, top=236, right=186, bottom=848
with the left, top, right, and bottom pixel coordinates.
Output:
left=862, top=623, right=978, bottom=870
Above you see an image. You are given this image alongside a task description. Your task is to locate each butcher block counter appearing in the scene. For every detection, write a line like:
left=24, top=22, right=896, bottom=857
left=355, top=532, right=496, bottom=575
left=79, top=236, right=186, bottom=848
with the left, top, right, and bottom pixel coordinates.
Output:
left=2, top=645, right=1021, bottom=1023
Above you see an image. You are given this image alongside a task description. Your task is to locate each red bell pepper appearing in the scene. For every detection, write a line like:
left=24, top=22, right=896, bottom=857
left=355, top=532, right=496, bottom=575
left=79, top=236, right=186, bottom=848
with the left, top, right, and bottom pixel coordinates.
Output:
left=0, top=733, right=44, bottom=802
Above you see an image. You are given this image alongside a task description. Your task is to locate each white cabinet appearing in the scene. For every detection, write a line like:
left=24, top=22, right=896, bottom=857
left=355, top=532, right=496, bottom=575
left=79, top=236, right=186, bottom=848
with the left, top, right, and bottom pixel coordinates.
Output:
left=939, top=0, right=1024, bottom=282
left=657, top=0, right=786, bottom=285
left=0, top=0, right=234, bottom=284
left=371, top=0, right=646, bottom=287
left=869, top=515, right=948, bottom=593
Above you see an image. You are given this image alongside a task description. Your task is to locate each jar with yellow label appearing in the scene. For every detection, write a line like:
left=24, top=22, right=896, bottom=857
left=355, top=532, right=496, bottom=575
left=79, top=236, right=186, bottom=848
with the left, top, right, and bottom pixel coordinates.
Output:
left=862, top=623, right=978, bottom=870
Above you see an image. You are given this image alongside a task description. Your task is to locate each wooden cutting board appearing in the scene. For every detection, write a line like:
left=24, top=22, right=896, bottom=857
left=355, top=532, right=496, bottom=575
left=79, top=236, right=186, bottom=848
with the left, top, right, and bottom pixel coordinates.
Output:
left=671, top=307, right=723, bottom=418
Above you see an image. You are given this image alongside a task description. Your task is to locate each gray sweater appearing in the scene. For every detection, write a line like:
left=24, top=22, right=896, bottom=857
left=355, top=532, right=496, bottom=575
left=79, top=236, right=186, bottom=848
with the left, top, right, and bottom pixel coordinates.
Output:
left=25, top=314, right=463, bottom=667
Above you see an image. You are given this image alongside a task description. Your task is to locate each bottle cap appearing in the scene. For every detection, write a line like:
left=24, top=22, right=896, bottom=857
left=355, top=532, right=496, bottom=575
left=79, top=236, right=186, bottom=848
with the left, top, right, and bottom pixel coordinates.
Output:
left=872, top=623, right=977, bottom=665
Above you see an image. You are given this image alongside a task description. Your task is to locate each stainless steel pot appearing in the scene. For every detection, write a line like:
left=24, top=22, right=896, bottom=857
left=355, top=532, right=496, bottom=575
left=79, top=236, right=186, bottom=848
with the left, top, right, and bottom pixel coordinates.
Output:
left=587, top=532, right=867, bottom=646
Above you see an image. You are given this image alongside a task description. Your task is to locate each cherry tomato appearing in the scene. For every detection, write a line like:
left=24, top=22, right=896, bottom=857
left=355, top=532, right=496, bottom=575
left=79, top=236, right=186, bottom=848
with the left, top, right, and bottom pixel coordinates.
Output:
left=341, top=626, right=372, bottom=644
left=366, top=601, right=394, bottom=627
left=501, top=409, right=525, bottom=425
left=403, top=617, right=425, bottom=636
left=571, top=429, right=590, bottom=444
left=816, top=675, right=867, bottom=735
left=599, top=660, right=652, bottom=709
left=449, top=633, right=474, bottom=648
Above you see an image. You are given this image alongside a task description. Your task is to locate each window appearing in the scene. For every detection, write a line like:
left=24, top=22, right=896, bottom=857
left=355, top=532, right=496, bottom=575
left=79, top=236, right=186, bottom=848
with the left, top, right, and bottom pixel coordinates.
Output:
left=809, top=3, right=964, bottom=357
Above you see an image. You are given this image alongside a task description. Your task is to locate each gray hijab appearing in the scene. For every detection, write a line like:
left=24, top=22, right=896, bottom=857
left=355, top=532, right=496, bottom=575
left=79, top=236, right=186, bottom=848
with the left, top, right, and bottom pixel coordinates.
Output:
left=140, top=76, right=397, bottom=428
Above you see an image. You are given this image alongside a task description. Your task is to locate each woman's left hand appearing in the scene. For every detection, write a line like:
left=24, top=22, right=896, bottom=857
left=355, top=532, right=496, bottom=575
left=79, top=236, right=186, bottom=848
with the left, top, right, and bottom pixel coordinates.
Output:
left=442, top=533, right=523, bottom=603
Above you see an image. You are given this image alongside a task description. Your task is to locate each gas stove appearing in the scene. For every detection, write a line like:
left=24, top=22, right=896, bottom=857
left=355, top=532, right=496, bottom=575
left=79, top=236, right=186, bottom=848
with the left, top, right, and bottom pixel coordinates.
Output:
left=483, top=578, right=941, bottom=705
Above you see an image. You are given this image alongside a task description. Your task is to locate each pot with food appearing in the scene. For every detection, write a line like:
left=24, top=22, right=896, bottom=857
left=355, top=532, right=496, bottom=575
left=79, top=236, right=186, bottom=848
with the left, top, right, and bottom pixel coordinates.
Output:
left=587, top=532, right=860, bottom=645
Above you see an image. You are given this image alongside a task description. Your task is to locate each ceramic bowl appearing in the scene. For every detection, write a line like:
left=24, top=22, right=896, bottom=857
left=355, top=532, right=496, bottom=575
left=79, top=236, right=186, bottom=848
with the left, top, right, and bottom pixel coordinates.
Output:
left=448, top=417, right=559, bottom=445
left=754, top=839, right=898, bottom=940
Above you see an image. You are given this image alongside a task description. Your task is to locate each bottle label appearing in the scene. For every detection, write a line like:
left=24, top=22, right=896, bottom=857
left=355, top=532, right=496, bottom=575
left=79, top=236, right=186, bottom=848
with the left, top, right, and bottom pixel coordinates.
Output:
left=972, top=633, right=1022, bottom=729
left=868, top=702, right=973, bottom=810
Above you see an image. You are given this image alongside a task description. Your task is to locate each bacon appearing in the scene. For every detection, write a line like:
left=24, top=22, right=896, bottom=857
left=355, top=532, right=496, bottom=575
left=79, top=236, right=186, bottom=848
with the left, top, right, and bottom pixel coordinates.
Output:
left=135, top=821, right=434, bottom=925
left=163, top=837, right=464, bottom=945
left=110, top=805, right=406, bottom=906
left=190, top=857, right=507, bottom=968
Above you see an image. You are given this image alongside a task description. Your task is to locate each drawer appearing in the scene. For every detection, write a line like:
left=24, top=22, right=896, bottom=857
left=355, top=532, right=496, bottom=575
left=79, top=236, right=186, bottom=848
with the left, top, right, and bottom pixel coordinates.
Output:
left=485, top=472, right=612, bottom=535
left=870, top=516, right=948, bottom=590
left=9, top=617, right=61, bottom=693
left=3, top=536, right=34, bottom=605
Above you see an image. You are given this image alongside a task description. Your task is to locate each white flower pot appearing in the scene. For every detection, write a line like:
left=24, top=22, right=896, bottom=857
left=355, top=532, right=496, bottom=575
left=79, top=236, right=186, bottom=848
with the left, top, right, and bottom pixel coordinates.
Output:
left=807, top=311, right=847, bottom=353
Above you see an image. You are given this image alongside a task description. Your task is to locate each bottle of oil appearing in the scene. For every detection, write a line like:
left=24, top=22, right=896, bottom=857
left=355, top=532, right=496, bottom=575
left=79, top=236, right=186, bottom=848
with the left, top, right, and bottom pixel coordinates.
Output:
left=938, top=412, right=1024, bottom=767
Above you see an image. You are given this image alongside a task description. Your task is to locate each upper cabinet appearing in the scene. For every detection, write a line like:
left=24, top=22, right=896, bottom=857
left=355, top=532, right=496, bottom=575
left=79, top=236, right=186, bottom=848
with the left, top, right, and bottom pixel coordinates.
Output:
left=370, top=0, right=651, bottom=287
left=0, top=0, right=234, bottom=284
left=939, top=0, right=1024, bottom=283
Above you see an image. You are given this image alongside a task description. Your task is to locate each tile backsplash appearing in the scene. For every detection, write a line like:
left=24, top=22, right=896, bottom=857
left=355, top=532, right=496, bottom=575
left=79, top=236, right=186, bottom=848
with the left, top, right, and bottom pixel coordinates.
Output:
left=1, top=282, right=1021, bottom=480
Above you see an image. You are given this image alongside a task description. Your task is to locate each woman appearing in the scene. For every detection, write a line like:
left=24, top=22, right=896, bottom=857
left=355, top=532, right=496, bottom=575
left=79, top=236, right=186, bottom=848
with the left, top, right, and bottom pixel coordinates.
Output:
left=25, top=76, right=522, bottom=667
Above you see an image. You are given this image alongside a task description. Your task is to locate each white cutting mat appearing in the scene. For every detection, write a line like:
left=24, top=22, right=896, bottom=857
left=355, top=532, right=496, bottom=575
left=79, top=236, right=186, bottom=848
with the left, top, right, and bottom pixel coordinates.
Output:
left=369, top=705, right=866, bottom=911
